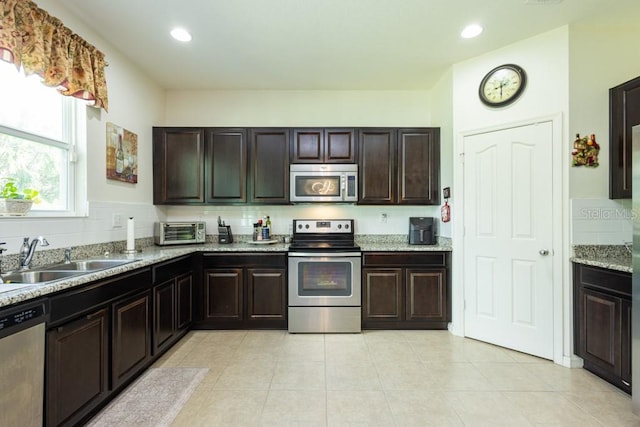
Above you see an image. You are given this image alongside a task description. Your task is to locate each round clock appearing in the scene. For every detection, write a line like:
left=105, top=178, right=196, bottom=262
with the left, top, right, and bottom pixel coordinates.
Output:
left=478, top=64, right=527, bottom=107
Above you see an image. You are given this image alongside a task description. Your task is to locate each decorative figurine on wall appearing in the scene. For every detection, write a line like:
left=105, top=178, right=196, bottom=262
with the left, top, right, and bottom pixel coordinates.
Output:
left=572, top=133, right=599, bottom=167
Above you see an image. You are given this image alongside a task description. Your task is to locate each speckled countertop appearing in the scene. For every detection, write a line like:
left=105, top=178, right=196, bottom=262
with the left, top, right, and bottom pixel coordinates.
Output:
left=0, top=235, right=452, bottom=308
left=570, top=245, right=632, bottom=273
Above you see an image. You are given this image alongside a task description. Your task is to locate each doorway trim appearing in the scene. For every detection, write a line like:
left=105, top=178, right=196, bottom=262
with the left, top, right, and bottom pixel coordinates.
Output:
left=451, top=113, right=574, bottom=366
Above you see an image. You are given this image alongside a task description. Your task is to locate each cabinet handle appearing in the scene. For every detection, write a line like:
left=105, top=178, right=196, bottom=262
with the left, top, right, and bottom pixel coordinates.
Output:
left=622, top=380, right=631, bottom=386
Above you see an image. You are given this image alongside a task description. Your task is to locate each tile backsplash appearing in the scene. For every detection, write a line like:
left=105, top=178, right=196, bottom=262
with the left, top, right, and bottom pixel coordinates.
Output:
left=571, top=198, right=633, bottom=245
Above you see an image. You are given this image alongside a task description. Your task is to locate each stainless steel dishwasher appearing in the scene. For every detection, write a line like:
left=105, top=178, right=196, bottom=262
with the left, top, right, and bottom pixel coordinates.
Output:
left=0, top=298, right=48, bottom=427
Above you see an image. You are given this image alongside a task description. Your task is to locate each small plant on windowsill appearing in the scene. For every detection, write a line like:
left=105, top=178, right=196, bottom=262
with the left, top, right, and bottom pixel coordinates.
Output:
left=0, top=178, right=41, bottom=216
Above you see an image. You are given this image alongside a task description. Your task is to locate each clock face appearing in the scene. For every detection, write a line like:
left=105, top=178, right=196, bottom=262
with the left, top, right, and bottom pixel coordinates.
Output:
left=479, top=64, right=527, bottom=107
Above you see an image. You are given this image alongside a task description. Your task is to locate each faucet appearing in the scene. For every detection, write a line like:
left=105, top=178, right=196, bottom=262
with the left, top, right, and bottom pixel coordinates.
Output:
left=19, top=236, right=49, bottom=270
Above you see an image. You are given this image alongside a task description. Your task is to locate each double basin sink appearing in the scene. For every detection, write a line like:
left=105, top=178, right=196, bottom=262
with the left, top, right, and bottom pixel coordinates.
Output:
left=1, top=259, right=140, bottom=293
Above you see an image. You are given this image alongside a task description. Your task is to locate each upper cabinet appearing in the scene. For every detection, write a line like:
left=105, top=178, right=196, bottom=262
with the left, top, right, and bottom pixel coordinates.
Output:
left=153, top=128, right=205, bottom=204
left=248, top=128, right=290, bottom=204
left=205, top=128, right=247, bottom=203
left=609, top=76, right=640, bottom=199
left=291, top=128, right=356, bottom=163
left=359, top=128, right=440, bottom=205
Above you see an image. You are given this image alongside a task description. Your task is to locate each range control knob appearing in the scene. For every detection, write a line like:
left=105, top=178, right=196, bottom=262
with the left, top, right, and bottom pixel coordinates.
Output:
left=337, top=224, right=342, bottom=229
left=297, top=224, right=303, bottom=229
left=305, top=224, right=310, bottom=229
left=345, top=223, right=350, bottom=229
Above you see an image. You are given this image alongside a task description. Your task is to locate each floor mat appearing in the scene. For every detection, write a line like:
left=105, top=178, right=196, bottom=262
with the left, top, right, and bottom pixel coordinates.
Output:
left=86, top=367, right=208, bottom=427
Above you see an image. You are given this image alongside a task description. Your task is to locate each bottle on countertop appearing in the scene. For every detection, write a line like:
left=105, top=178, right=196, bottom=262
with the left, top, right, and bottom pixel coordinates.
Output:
left=262, top=216, right=270, bottom=240
left=256, top=219, right=263, bottom=241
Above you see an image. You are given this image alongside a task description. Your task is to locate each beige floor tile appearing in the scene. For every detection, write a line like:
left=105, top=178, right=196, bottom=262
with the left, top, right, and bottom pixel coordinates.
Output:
left=279, top=340, right=326, bottom=362
left=213, top=358, right=277, bottom=390
left=526, top=363, right=620, bottom=392
left=425, top=361, right=494, bottom=391
left=270, top=360, right=326, bottom=390
left=326, top=390, right=393, bottom=426
left=504, top=391, right=603, bottom=426
left=326, top=360, right=382, bottom=391
left=461, top=339, right=519, bottom=363
left=375, top=360, right=433, bottom=390
left=472, top=362, right=555, bottom=391
left=411, top=341, right=469, bottom=363
left=386, top=390, right=465, bottom=426
left=446, top=390, right=534, bottom=426
left=172, top=389, right=267, bottom=427
left=562, top=390, right=640, bottom=426
left=363, top=329, right=411, bottom=343
left=325, top=340, right=372, bottom=363
left=260, top=390, right=326, bottom=425
left=367, top=340, right=420, bottom=363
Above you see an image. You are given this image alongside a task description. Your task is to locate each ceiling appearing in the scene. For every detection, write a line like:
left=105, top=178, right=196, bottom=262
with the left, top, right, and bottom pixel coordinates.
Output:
left=62, top=0, right=640, bottom=91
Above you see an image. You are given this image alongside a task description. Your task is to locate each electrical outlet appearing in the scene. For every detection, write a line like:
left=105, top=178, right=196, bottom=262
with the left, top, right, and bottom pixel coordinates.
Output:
left=112, top=213, right=123, bottom=228
left=380, top=213, right=388, bottom=223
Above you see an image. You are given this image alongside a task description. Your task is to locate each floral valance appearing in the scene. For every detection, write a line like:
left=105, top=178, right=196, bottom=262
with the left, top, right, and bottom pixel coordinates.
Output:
left=0, top=0, right=108, bottom=111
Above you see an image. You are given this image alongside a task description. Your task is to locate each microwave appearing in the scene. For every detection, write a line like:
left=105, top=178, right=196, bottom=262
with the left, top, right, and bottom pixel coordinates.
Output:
left=290, top=164, right=358, bottom=203
left=154, top=222, right=206, bottom=246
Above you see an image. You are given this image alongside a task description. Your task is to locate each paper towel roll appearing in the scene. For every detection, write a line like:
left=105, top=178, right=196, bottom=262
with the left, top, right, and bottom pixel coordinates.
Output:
left=127, top=217, right=135, bottom=251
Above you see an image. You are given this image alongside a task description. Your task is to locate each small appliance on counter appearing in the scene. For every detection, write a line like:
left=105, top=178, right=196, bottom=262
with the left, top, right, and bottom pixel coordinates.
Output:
left=154, top=222, right=206, bottom=246
left=217, top=216, right=233, bottom=244
left=408, top=217, right=436, bottom=245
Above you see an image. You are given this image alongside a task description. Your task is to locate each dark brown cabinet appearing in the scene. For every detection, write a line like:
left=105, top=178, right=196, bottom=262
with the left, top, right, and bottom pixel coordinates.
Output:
left=153, top=127, right=205, bottom=204
left=46, top=308, right=109, bottom=427
left=112, top=291, right=151, bottom=389
left=292, top=128, right=356, bottom=163
left=359, top=128, right=440, bottom=205
left=609, top=75, right=640, bottom=199
left=205, top=128, right=247, bottom=203
left=573, top=263, right=631, bottom=393
left=152, top=256, right=193, bottom=354
left=248, top=128, right=290, bottom=204
left=363, top=252, right=450, bottom=329
left=201, top=253, right=287, bottom=329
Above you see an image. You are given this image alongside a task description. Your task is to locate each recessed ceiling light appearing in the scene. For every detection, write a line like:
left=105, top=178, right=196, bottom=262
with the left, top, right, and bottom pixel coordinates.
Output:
left=461, top=24, right=483, bottom=39
left=170, top=28, right=192, bottom=42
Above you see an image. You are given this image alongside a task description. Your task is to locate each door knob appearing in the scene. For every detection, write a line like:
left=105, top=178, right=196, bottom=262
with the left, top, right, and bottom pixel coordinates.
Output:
left=539, top=249, right=549, bottom=256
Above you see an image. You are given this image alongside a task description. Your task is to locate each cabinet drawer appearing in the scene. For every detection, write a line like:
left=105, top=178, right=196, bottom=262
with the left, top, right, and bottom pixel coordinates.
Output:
left=576, top=264, right=631, bottom=298
left=152, top=255, right=193, bottom=284
left=363, top=252, right=446, bottom=267
left=202, top=253, right=286, bottom=268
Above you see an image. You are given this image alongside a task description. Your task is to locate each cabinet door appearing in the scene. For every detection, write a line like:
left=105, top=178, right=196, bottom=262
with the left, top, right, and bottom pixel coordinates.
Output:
left=205, top=128, right=247, bottom=203
left=153, top=127, right=205, bottom=204
left=405, top=268, right=447, bottom=322
left=153, top=279, right=175, bottom=354
left=112, top=291, right=151, bottom=389
left=398, top=128, right=440, bottom=205
left=46, top=308, right=109, bottom=427
left=204, top=268, right=243, bottom=322
left=177, top=272, right=193, bottom=330
left=609, top=76, right=640, bottom=199
left=362, top=268, right=403, bottom=323
left=246, top=268, right=287, bottom=327
left=248, top=128, right=290, bottom=204
left=622, top=298, right=632, bottom=390
left=578, top=287, right=622, bottom=376
left=359, top=128, right=396, bottom=204
left=292, top=128, right=324, bottom=163
left=325, top=128, right=356, bottom=163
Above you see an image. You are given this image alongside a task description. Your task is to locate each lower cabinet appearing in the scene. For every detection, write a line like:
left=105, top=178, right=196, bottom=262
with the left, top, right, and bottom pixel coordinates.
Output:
left=152, top=256, right=194, bottom=354
left=46, top=308, right=109, bottom=427
left=112, top=291, right=151, bottom=389
left=573, top=263, right=631, bottom=393
left=199, top=253, right=287, bottom=329
left=362, top=252, right=450, bottom=329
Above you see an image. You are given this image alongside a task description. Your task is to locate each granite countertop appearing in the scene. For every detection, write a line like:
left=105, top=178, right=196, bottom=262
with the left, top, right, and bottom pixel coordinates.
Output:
left=570, top=245, right=632, bottom=273
left=0, top=236, right=453, bottom=308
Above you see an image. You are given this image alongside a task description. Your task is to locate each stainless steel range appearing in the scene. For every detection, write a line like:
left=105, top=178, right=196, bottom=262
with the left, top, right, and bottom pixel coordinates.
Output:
left=288, top=219, right=361, bottom=333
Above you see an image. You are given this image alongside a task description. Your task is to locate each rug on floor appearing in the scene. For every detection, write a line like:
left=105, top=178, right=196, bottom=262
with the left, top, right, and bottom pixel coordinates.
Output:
left=86, top=367, right=209, bottom=427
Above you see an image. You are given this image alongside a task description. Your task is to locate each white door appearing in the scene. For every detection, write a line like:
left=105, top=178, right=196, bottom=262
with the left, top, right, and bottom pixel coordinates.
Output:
left=463, top=121, right=554, bottom=359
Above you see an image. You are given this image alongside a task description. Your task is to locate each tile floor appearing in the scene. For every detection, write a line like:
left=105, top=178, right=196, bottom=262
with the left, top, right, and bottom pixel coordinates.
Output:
left=148, top=330, right=639, bottom=426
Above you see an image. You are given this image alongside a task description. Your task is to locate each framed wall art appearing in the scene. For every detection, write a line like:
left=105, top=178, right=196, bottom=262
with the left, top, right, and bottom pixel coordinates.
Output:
left=106, top=122, right=138, bottom=183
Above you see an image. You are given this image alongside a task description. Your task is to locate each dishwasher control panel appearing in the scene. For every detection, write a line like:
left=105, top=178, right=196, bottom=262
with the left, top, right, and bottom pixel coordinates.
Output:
left=0, top=300, right=48, bottom=338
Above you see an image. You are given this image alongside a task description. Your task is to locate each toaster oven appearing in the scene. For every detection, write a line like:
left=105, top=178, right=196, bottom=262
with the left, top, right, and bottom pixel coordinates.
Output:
left=154, top=222, right=206, bottom=245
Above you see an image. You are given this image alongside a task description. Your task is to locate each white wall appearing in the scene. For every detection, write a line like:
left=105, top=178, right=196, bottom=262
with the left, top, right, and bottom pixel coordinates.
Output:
left=162, top=89, right=449, bottom=236
left=0, top=0, right=165, bottom=254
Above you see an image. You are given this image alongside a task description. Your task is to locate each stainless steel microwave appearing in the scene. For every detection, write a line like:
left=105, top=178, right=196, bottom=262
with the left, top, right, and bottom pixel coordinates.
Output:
left=290, top=164, right=358, bottom=203
left=154, top=222, right=206, bottom=245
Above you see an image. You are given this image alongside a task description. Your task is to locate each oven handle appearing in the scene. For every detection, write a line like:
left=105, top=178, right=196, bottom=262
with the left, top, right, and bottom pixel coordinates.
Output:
left=288, top=252, right=362, bottom=258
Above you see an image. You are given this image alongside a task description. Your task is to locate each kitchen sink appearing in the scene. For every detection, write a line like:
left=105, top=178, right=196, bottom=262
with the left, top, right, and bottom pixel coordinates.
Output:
left=42, top=259, right=138, bottom=271
left=1, top=270, right=83, bottom=284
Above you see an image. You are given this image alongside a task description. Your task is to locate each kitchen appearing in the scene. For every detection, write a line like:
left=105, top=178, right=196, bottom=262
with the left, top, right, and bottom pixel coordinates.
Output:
left=1, top=0, right=640, bottom=425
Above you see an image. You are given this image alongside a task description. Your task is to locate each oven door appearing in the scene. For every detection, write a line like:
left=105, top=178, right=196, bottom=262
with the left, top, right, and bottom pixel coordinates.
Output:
left=288, top=252, right=361, bottom=306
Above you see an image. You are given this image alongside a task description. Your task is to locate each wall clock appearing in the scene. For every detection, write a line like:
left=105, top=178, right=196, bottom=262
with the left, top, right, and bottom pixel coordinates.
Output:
left=478, top=64, right=527, bottom=107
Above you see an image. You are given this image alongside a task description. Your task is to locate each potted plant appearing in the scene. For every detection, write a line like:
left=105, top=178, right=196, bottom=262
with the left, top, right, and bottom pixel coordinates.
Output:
left=0, top=178, right=40, bottom=216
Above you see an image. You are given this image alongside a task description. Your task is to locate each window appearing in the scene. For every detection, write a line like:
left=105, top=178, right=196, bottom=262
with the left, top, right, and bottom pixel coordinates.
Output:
left=0, top=61, right=86, bottom=215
